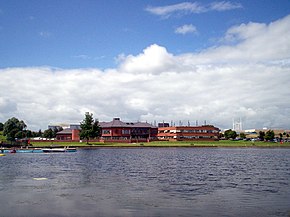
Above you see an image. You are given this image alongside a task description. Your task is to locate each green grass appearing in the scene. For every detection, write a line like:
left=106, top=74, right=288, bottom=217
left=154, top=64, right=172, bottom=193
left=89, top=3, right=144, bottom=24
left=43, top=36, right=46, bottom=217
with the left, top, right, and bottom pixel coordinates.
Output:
left=29, top=140, right=290, bottom=148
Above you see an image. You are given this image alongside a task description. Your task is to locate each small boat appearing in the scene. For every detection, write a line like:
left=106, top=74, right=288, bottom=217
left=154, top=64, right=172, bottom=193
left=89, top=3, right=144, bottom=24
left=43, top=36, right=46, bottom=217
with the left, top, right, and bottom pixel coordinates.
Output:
left=66, top=147, right=77, bottom=152
left=16, top=149, right=34, bottom=153
left=16, top=149, right=43, bottom=153
left=1, top=149, right=44, bottom=153
left=42, top=148, right=67, bottom=153
left=0, top=153, right=5, bottom=156
left=32, top=149, right=45, bottom=153
left=42, top=147, right=77, bottom=153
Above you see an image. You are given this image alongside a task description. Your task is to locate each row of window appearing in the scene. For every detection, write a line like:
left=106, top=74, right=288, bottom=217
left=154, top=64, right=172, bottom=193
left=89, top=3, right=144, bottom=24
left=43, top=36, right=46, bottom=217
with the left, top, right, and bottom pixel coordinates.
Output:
left=181, top=130, right=219, bottom=133
left=102, top=136, right=153, bottom=140
left=102, top=129, right=150, bottom=135
left=159, top=136, right=216, bottom=139
left=179, top=136, right=214, bottom=139
left=102, top=129, right=131, bottom=134
left=159, top=130, right=218, bottom=134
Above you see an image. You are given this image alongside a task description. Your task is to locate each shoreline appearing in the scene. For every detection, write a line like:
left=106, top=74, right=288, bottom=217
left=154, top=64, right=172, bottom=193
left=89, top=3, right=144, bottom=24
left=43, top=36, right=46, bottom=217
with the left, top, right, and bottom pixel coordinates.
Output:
left=6, top=145, right=290, bottom=149
left=3, top=140, right=290, bottom=149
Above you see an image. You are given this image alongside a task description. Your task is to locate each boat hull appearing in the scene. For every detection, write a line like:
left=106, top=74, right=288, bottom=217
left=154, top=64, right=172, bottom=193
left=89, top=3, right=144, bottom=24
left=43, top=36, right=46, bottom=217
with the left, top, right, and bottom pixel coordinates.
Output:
left=1, top=148, right=76, bottom=153
left=42, top=148, right=77, bottom=153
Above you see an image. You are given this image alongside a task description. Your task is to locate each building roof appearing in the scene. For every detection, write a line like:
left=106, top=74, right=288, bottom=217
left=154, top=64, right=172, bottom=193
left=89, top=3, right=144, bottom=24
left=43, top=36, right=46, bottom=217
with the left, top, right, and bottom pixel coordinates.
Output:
left=158, top=125, right=220, bottom=130
left=56, top=128, right=73, bottom=135
left=133, top=122, right=156, bottom=128
left=99, top=118, right=156, bottom=128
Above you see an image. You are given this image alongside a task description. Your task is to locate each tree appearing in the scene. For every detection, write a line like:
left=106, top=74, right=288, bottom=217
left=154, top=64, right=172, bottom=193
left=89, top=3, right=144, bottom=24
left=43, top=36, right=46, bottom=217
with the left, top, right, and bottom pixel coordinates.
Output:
left=0, top=122, right=3, bottom=131
left=25, top=130, right=33, bottom=138
left=43, top=128, right=54, bottom=139
left=80, top=112, right=101, bottom=143
left=258, top=131, right=265, bottom=141
left=15, top=131, right=25, bottom=139
left=279, top=133, right=283, bottom=141
left=53, top=127, right=62, bottom=138
left=264, top=130, right=275, bottom=141
left=3, top=117, right=27, bottom=142
left=224, top=129, right=237, bottom=140
left=239, top=132, right=246, bottom=139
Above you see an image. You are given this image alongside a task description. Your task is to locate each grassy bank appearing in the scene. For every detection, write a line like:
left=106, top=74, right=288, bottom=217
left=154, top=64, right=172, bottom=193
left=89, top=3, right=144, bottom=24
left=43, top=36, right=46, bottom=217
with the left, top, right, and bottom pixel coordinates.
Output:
left=29, top=140, right=290, bottom=148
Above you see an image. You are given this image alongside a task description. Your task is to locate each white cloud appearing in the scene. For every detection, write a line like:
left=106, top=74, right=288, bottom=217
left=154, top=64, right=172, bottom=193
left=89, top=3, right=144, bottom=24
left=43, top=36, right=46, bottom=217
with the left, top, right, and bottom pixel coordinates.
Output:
left=145, top=1, right=242, bottom=17
left=73, top=55, right=106, bottom=61
left=73, top=55, right=91, bottom=60
left=118, top=44, right=176, bottom=74
left=1, top=15, right=290, bottom=130
left=210, top=1, right=242, bottom=11
left=145, top=2, right=204, bottom=17
left=175, top=24, right=198, bottom=35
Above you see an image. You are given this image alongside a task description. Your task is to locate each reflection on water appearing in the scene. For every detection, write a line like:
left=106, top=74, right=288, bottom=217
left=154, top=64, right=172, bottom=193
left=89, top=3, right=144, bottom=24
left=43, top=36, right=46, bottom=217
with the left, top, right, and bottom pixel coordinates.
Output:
left=0, top=148, right=290, bottom=217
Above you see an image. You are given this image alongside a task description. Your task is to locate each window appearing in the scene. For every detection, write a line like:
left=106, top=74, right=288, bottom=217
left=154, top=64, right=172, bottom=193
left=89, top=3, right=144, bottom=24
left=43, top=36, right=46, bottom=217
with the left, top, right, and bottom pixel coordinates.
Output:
left=102, top=129, right=111, bottom=134
left=122, top=129, right=130, bottom=134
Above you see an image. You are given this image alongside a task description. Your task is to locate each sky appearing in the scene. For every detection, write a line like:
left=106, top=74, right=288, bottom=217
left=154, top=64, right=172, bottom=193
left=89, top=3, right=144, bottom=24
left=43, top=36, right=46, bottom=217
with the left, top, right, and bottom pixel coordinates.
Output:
left=0, top=0, right=290, bottom=131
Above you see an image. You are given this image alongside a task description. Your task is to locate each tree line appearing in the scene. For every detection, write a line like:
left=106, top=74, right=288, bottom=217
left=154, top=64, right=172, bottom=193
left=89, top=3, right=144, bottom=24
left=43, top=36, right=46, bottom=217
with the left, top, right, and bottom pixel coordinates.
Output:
left=2, top=114, right=288, bottom=144
left=0, top=117, right=63, bottom=143
left=0, top=112, right=100, bottom=144
left=222, top=129, right=289, bottom=141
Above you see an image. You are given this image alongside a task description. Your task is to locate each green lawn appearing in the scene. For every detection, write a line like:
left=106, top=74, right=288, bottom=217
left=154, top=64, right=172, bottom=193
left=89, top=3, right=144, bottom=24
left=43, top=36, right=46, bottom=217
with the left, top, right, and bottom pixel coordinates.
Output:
left=29, top=140, right=290, bottom=148
left=1, top=129, right=289, bottom=148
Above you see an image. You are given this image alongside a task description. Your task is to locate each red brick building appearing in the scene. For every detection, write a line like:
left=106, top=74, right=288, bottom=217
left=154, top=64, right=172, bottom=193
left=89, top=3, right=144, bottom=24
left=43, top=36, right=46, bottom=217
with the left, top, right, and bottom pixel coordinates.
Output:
left=56, top=128, right=80, bottom=141
left=99, top=118, right=158, bottom=143
left=158, top=125, right=220, bottom=141
left=54, top=118, right=219, bottom=142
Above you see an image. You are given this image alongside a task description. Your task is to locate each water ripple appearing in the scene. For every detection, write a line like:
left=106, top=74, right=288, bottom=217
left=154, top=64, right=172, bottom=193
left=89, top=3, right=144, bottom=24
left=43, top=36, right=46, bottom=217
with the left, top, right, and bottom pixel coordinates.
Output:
left=0, top=148, right=290, bottom=217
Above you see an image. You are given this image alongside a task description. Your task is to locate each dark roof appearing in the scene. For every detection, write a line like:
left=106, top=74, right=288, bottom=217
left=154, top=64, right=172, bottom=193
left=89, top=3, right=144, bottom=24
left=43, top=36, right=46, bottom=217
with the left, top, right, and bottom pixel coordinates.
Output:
left=133, top=122, right=156, bottom=128
left=99, top=118, right=129, bottom=128
left=56, top=128, right=73, bottom=135
left=99, top=118, right=156, bottom=128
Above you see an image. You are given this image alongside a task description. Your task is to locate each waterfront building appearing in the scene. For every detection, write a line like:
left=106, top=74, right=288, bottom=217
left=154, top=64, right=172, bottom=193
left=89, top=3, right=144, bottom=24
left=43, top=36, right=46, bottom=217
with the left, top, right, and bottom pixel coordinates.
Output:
left=99, top=118, right=158, bottom=143
left=55, top=124, right=81, bottom=141
left=56, top=128, right=80, bottom=141
left=158, top=125, right=220, bottom=141
left=54, top=118, right=158, bottom=143
left=50, top=118, right=221, bottom=142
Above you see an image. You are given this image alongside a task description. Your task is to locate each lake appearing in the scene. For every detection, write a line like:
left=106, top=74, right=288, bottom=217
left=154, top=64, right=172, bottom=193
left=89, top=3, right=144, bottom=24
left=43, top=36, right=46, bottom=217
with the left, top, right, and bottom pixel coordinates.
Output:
left=0, top=148, right=290, bottom=217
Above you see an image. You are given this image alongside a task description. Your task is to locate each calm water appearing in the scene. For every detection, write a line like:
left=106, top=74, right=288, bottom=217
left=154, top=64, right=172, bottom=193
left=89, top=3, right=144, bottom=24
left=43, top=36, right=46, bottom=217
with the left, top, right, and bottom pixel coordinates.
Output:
left=0, top=148, right=290, bottom=217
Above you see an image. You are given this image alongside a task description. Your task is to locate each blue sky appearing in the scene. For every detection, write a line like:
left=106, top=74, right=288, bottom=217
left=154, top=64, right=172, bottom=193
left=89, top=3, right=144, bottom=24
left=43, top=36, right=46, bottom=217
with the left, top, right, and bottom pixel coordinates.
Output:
left=1, top=0, right=289, bottom=69
left=1, top=1, right=290, bottom=130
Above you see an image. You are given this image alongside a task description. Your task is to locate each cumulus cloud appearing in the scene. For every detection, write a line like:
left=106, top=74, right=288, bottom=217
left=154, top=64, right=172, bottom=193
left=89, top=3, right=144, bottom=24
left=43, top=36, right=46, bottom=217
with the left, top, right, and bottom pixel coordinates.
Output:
left=0, top=97, right=17, bottom=120
left=175, top=24, right=198, bottom=35
left=118, top=44, right=177, bottom=74
left=185, top=14, right=290, bottom=64
left=145, top=1, right=242, bottom=17
left=1, top=15, right=290, bottom=130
